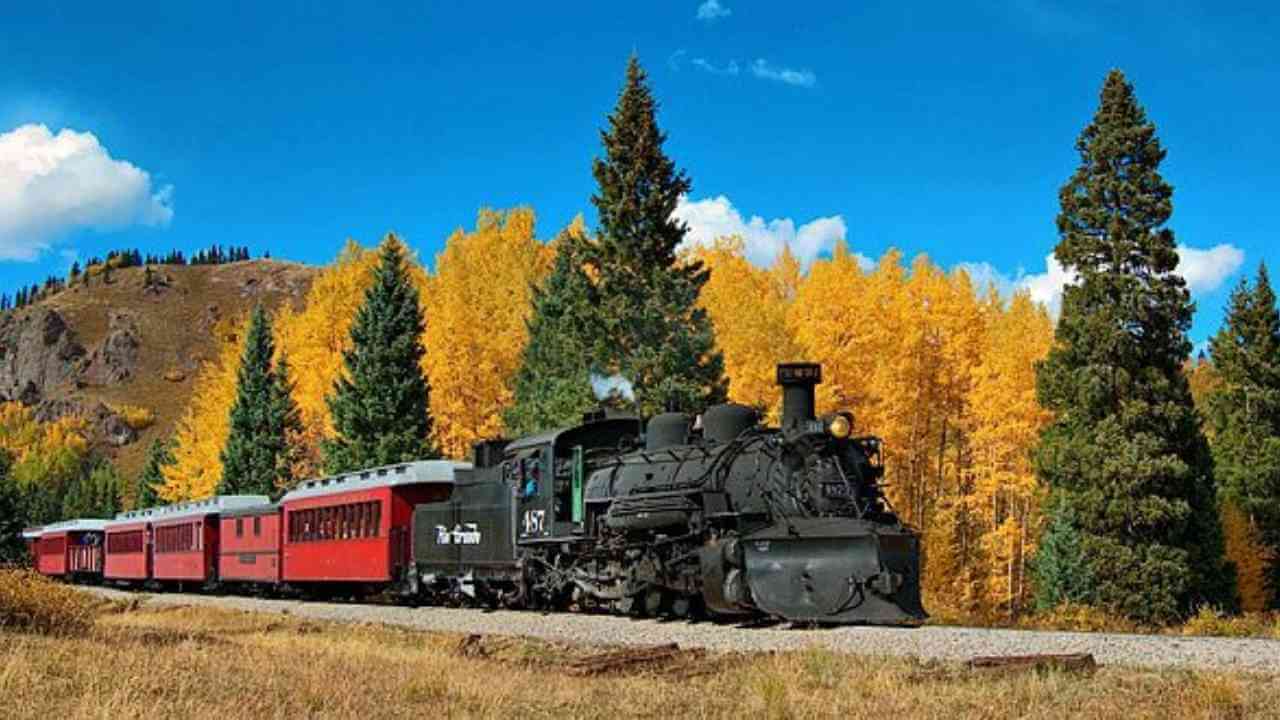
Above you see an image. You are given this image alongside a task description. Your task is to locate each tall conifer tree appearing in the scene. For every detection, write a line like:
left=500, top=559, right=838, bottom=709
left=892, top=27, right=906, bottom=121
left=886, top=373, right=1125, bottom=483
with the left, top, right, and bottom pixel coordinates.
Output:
left=589, top=56, right=725, bottom=415
left=220, top=304, right=301, bottom=495
left=134, top=437, right=174, bottom=508
left=323, top=236, right=437, bottom=472
left=505, top=225, right=601, bottom=435
left=61, top=463, right=122, bottom=519
left=1208, top=264, right=1280, bottom=603
left=1032, top=70, right=1234, bottom=622
left=0, top=451, right=26, bottom=563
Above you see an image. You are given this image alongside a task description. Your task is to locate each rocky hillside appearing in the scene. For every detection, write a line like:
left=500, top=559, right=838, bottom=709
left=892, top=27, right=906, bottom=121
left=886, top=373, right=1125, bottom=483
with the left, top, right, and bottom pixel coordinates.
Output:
left=0, top=261, right=318, bottom=478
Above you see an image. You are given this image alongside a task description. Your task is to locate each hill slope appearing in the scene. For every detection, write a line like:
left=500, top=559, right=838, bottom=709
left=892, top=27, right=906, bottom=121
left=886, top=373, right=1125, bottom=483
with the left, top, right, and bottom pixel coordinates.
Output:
left=0, top=260, right=318, bottom=479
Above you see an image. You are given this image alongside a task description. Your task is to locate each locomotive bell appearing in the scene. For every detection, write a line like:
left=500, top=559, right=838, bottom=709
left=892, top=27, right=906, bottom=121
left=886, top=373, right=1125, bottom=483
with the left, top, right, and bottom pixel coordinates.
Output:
left=777, top=362, right=821, bottom=430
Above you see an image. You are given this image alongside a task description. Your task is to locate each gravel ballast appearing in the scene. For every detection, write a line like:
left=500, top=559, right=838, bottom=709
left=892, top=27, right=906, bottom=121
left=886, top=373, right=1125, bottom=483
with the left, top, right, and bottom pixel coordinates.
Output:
left=85, top=587, right=1280, bottom=673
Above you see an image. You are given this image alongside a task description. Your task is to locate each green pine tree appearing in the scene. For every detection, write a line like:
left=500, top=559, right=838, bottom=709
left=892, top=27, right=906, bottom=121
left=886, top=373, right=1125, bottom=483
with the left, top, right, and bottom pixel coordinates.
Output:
left=271, top=352, right=304, bottom=490
left=589, top=56, right=726, bottom=416
left=0, top=451, right=28, bottom=563
left=323, top=235, right=437, bottom=473
left=61, top=463, right=122, bottom=519
left=1207, top=263, right=1280, bottom=604
left=135, top=436, right=175, bottom=509
left=220, top=304, right=301, bottom=495
left=1030, top=500, right=1091, bottom=610
left=1032, top=70, right=1235, bottom=623
left=504, top=227, right=602, bottom=435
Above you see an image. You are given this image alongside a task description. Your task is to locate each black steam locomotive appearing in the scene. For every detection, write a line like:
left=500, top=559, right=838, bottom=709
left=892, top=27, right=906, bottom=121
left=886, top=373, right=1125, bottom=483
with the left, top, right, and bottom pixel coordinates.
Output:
left=411, top=363, right=926, bottom=625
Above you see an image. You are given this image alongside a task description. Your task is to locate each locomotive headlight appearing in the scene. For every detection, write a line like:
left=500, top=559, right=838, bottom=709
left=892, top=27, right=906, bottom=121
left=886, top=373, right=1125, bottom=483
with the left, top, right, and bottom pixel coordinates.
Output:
left=828, top=414, right=851, bottom=439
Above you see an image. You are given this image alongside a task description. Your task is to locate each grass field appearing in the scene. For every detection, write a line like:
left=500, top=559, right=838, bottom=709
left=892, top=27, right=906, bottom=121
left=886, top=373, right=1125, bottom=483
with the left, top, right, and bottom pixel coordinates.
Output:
left=2, top=573, right=1278, bottom=719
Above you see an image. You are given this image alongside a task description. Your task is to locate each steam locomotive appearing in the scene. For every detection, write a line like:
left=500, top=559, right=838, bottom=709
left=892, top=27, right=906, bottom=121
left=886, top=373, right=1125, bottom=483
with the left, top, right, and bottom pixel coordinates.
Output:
left=413, top=363, right=926, bottom=625
left=24, top=363, right=925, bottom=626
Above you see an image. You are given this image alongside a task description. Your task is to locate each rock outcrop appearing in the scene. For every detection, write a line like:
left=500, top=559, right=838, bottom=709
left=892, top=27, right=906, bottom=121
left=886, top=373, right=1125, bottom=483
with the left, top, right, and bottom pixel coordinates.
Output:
left=0, top=308, right=86, bottom=404
left=82, top=311, right=141, bottom=385
left=34, top=398, right=138, bottom=447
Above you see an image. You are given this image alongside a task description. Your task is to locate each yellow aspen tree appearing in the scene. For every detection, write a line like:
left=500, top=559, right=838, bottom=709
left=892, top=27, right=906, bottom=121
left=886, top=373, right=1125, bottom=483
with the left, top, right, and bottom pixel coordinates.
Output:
left=690, top=236, right=799, bottom=421
left=887, top=260, right=986, bottom=608
left=0, top=402, right=90, bottom=492
left=789, top=243, right=883, bottom=424
left=160, top=315, right=247, bottom=501
left=968, top=291, right=1054, bottom=616
left=1222, top=501, right=1274, bottom=611
left=422, top=208, right=553, bottom=459
left=770, top=245, right=803, bottom=301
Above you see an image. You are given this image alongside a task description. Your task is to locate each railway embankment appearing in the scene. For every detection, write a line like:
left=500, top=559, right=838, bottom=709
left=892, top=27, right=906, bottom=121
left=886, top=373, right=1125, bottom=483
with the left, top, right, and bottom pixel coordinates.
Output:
left=81, top=586, right=1280, bottom=674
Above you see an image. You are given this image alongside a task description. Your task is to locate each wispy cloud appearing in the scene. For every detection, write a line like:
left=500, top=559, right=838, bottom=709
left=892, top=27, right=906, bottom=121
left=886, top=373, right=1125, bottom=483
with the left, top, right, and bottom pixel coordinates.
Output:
left=696, top=0, right=731, bottom=21
left=0, top=124, right=173, bottom=262
left=957, top=243, right=1246, bottom=316
left=751, top=59, right=816, bottom=88
left=674, top=194, right=864, bottom=269
left=668, top=49, right=688, bottom=71
left=691, top=58, right=740, bottom=76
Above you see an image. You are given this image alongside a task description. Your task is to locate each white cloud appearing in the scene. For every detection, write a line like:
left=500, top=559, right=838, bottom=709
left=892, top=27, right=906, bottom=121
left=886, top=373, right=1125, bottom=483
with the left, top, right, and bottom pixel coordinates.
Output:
left=673, top=194, right=867, bottom=269
left=691, top=58, right=740, bottom=76
left=956, top=261, right=1018, bottom=297
left=0, top=124, right=173, bottom=261
left=696, top=0, right=731, bottom=21
left=1176, top=244, right=1245, bottom=295
left=751, top=59, right=816, bottom=88
left=967, top=243, right=1246, bottom=317
left=1017, top=254, right=1076, bottom=315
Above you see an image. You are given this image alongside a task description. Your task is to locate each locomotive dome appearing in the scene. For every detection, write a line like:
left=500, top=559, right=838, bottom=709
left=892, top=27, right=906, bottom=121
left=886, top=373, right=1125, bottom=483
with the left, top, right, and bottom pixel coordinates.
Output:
left=646, top=412, right=691, bottom=451
left=703, top=403, right=758, bottom=443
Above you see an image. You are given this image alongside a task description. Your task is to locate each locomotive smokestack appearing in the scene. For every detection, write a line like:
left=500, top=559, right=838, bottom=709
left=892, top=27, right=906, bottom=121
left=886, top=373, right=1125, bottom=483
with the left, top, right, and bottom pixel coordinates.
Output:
left=777, top=363, right=821, bottom=430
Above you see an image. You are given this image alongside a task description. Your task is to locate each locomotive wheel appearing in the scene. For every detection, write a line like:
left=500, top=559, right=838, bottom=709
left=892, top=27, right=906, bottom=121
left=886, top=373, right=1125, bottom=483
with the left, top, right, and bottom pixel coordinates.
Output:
left=615, top=595, right=638, bottom=616
left=670, top=595, right=692, bottom=619
left=642, top=588, right=668, bottom=617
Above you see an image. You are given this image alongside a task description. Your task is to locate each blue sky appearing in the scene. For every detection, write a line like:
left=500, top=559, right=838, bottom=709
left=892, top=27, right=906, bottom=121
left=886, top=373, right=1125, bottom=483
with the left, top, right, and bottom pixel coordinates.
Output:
left=2, top=1, right=1277, bottom=346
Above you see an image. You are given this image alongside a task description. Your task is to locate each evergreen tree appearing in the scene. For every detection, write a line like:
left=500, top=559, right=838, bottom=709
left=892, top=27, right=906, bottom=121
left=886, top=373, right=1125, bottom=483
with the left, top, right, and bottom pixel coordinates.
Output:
left=61, top=463, right=122, bottom=519
left=588, top=56, right=725, bottom=415
left=0, top=451, right=27, bottom=563
left=1208, top=263, right=1280, bottom=604
left=270, top=352, right=303, bottom=489
left=220, top=304, right=300, bottom=495
left=135, top=436, right=175, bottom=508
left=322, top=236, right=436, bottom=473
left=505, top=226, right=602, bottom=435
left=1032, top=70, right=1234, bottom=622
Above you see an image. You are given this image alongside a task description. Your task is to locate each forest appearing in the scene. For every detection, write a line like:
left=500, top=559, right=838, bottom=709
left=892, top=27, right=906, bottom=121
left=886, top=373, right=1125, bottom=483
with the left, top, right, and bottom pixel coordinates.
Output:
left=2, top=59, right=1276, bottom=626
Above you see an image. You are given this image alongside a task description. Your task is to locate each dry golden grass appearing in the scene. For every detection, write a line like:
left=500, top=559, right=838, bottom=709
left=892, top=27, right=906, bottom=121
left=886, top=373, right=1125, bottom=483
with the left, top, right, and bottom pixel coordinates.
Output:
left=1181, top=606, right=1280, bottom=640
left=0, top=570, right=119, bottom=635
left=1, top=597, right=1278, bottom=719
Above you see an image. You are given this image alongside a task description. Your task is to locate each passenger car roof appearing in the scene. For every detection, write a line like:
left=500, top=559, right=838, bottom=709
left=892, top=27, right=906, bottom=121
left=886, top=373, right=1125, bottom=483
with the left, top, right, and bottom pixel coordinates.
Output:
left=279, top=460, right=470, bottom=503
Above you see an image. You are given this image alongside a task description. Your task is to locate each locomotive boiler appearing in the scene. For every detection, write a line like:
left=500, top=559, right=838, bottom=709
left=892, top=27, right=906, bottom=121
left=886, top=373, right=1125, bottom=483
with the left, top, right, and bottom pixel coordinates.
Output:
left=411, top=363, right=926, bottom=625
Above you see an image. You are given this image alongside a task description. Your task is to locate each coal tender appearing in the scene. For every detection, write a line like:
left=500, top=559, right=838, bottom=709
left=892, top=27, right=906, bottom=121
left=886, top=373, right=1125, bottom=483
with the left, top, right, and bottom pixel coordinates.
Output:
left=411, top=363, right=927, bottom=626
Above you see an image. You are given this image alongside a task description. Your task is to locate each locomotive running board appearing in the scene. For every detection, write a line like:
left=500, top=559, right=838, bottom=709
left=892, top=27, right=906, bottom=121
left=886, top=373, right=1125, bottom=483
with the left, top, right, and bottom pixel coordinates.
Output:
left=740, top=517, right=927, bottom=625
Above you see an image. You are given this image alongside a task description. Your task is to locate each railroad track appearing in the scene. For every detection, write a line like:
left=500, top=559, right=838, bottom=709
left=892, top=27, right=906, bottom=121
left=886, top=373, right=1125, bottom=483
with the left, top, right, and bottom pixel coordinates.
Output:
left=82, top=587, right=1280, bottom=674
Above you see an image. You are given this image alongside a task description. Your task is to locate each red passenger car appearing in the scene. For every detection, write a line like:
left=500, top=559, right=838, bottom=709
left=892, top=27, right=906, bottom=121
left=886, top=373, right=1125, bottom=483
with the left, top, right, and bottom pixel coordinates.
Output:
left=30, top=520, right=106, bottom=578
left=105, top=508, right=155, bottom=582
left=149, top=496, right=269, bottom=586
left=280, top=461, right=462, bottom=584
left=217, top=503, right=282, bottom=584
